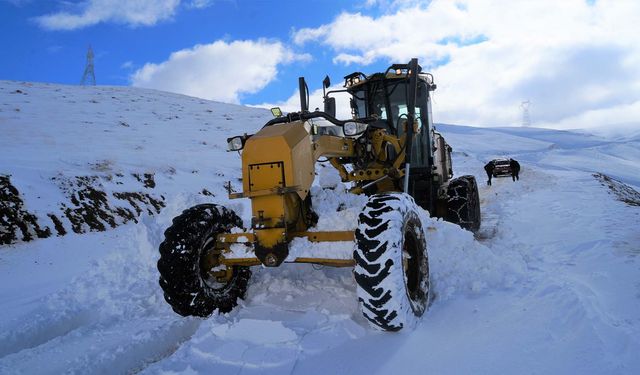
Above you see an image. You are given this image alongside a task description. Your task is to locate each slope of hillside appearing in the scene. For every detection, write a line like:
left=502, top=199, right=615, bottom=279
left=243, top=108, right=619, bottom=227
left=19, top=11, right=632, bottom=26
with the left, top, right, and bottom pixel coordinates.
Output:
left=1, top=81, right=639, bottom=374
left=0, top=81, right=271, bottom=245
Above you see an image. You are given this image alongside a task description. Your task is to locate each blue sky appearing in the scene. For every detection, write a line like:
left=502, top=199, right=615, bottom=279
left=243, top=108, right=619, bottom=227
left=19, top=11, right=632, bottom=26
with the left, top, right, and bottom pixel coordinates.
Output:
left=1, top=0, right=639, bottom=134
left=0, top=0, right=391, bottom=105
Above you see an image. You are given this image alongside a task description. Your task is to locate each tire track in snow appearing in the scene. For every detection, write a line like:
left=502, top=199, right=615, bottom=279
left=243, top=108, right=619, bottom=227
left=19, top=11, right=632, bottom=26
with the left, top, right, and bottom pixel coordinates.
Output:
left=0, top=309, right=95, bottom=358
left=0, top=216, right=204, bottom=373
left=0, top=317, right=200, bottom=375
left=476, top=166, right=640, bottom=370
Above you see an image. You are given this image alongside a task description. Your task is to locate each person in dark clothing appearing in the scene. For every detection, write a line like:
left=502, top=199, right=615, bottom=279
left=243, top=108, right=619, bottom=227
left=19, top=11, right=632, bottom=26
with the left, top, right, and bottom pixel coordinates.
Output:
left=484, top=161, right=495, bottom=186
left=509, top=158, right=521, bottom=181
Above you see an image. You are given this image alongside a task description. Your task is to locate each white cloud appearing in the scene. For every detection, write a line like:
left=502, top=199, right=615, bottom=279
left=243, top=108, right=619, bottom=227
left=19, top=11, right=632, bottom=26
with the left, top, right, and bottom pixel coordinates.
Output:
left=120, top=61, right=134, bottom=69
left=187, top=0, right=214, bottom=9
left=131, top=39, right=310, bottom=104
left=35, top=0, right=180, bottom=30
left=292, top=0, right=640, bottom=131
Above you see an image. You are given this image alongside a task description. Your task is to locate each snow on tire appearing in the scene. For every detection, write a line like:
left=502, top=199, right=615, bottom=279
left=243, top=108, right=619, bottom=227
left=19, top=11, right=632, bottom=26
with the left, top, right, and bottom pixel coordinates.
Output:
left=353, top=193, right=430, bottom=331
left=157, top=204, right=251, bottom=317
left=446, top=175, right=481, bottom=232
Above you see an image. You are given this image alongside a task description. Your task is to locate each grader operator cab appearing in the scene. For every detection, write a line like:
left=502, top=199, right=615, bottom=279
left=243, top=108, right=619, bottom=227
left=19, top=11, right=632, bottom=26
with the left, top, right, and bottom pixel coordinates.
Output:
left=157, top=59, right=481, bottom=331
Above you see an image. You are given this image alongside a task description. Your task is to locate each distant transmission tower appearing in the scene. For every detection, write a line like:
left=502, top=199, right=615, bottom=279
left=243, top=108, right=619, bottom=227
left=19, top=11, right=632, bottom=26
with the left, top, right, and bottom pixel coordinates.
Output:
left=520, top=100, right=531, bottom=127
left=80, top=45, right=96, bottom=86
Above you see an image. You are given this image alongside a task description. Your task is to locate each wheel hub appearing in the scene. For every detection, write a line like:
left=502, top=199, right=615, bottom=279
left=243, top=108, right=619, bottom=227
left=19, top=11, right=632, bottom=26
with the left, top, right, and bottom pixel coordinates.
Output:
left=403, top=227, right=421, bottom=302
left=199, top=237, right=234, bottom=288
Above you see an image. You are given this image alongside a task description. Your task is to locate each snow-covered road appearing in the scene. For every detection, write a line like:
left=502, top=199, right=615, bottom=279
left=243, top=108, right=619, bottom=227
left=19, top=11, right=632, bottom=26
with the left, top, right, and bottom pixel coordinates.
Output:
left=1, top=82, right=639, bottom=374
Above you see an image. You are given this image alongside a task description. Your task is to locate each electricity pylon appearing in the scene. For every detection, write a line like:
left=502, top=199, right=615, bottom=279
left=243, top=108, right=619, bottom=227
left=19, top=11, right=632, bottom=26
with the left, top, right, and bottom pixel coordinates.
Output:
left=80, top=45, right=96, bottom=86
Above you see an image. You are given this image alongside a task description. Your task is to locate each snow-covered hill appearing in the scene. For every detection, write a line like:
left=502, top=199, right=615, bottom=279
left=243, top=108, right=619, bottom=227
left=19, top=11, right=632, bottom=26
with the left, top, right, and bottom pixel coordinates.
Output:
left=0, top=81, right=271, bottom=245
left=1, top=81, right=639, bottom=374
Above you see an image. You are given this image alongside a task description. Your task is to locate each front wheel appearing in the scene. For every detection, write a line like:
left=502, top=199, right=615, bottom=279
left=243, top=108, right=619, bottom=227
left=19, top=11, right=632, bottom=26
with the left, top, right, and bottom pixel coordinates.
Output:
left=157, top=204, right=251, bottom=317
left=353, top=193, right=430, bottom=331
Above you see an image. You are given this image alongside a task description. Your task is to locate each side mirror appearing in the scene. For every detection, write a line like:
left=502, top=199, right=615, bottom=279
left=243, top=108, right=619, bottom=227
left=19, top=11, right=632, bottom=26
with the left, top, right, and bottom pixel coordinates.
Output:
left=323, top=75, right=331, bottom=89
left=324, top=97, right=336, bottom=118
left=270, top=107, right=283, bottom=117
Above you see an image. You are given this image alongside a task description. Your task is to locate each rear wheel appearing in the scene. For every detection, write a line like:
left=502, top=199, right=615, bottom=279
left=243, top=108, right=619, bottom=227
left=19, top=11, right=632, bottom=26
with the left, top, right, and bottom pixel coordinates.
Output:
left=354, top=193, right=430, bottom=331
left=446, top=175, right=481, bottom=232
left=157, top=204, right=251, bottom=317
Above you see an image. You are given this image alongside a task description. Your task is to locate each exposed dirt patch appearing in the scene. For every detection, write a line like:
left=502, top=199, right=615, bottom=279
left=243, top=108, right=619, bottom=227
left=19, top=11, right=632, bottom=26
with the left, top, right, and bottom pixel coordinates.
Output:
left=47, top=213, right=67, bottom=236
left=0, top=173, right=166, bottom=246
left=133, top=173, right=156, bottom=188
left=113, top=191, right=164, bottom=216
left=594, top=173, right=640, bottom=207
left=0, top=175, right=51, bottom=245
left=200, top=188, right=215, bottom=197
left=57, top=176, right=119, bottom=233
left=55, top=175, right=165, bottom=234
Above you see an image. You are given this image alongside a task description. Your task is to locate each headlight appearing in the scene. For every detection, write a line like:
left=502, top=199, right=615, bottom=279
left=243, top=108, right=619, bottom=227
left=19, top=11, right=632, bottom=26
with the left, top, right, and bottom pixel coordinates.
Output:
left=227, top=136, right=244, bottom=151
left=343, top=121, right=368, bottom=136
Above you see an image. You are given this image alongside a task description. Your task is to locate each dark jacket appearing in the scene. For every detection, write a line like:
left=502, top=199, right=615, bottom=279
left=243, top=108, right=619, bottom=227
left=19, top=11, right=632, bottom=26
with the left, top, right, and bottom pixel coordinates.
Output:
left=509, top=159, right=520, bottom=172
left=484, top=161, right=495, bottom=174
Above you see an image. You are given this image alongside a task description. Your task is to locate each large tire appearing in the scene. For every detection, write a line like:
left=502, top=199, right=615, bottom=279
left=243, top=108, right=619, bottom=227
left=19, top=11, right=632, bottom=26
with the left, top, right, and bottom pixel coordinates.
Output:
left=157, top=204, right=251, bottom=317
left=354, top=193, right=430, bottom=331
left=446, top=175, right=481, bottom=232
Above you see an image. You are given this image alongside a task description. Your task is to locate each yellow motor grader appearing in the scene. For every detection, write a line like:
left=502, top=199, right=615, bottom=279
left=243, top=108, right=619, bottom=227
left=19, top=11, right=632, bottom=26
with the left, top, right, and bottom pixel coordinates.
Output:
left=157, top=59, right=481, bottom=331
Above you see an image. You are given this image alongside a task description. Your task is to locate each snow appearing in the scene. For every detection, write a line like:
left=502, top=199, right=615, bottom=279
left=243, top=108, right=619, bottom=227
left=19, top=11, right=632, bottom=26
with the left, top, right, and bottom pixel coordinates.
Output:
left=210, top=319, right=297, bottom=345
left=1, top=81, right=640, bottom=374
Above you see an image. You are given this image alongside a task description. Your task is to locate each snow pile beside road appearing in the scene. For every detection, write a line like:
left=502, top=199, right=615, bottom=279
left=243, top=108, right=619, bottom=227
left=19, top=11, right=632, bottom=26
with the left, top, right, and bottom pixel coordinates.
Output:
left=423, top=216, right=523, bottom=300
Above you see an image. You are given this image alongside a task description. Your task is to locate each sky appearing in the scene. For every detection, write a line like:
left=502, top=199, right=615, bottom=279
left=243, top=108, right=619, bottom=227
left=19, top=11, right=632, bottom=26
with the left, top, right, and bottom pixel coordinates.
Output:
left=1, top=0, right=639, bottom=133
